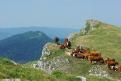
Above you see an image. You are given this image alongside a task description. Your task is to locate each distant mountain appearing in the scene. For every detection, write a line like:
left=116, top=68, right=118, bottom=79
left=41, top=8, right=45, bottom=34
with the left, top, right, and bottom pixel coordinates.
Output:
left=0, top=31, right=52, bottom=63
left=0, top=27, right=79, bottom=40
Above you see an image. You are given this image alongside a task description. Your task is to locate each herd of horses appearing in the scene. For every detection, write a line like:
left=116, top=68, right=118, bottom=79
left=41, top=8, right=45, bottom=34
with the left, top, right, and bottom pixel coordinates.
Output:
left=57, top=38, right=121, bottom=72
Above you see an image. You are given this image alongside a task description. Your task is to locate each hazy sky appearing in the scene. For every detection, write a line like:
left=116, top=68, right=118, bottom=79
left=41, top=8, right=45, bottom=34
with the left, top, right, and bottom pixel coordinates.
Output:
left=0, top=0, right=121, bottom=28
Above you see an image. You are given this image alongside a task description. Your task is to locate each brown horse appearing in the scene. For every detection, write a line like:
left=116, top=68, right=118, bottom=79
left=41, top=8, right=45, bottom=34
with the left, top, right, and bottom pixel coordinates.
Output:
left=82, top=53, right=90, bottom=59
left=89, top=52, right=101, bottom=57
left=60, top=38, right=71, bottom=49
left=59, top=38, right=71, bottom=49
left=71, top=46, right=81, bottom=56
left=74, top=53, right=85, bottom=59
left=71, top=46, right=85, bottom=59
left=73, top=46, right=81, bottom=53
left=115, top=66, right=121, bottom=71
left=88, top=55, right=104, bottom=64
left=80, top=47, right=90, bottom=53
left=105, top=58, right=115, bottom=62
left=81, top=48, right=90, bottom=59
left=105, top=58, right=118, bottom=69
left=59, top=44, right=66, bottom=49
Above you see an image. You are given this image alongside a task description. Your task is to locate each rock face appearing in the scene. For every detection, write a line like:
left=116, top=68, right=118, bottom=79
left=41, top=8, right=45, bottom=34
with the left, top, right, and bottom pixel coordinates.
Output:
left=89, top=65, right=109, bottom=78
left=76, top=76, right=86, bottom=81
left=86, top=19, right=102, bottom=30
left=34, top=56, right=70, bottom=74
left=81, top=19, right=111, bottom=35
left=41, top=43, right=51, bottom=58
left=84, top=19, right=102, bottom=34
left=33, top=43, right=70, bottom=74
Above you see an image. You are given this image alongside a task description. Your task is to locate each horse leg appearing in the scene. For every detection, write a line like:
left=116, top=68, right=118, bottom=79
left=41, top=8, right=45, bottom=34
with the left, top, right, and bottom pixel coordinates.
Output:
left=90, top=60, right=92, bottom=64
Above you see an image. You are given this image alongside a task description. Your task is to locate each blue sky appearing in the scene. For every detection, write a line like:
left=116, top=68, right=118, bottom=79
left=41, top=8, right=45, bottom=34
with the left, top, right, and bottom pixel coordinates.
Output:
left=0, top=0, right=121, bottom=28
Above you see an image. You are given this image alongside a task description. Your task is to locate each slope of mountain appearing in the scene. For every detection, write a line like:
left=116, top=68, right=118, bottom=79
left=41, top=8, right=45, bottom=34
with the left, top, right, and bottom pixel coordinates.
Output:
left=72, top=19, right=121, bottom=62
left=0, top=57, right=57, bottom=81
left=0, top=57, right=84, bottom=81
left=0, top=31, right=52, bottom=63
left=35, top=20, right=121, bottom=81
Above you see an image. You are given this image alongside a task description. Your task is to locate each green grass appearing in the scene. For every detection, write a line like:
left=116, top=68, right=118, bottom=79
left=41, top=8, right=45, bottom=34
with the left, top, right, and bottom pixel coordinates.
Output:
left=42, top=24, right=121, bottom=80
left=0, top=57, right=84, bottom=81
left=65, top=56, right=92, bottom=75
left=0, top=58, right=58, bottom=81
left=69, top=26, right=121, bottom=80
left=51, top=71, right=80, bottom=81
left=71, top=27, right=121, bottom=62
left=86, top=76, right=114, bottom=81
left=46, top=49, right=65, bottom=60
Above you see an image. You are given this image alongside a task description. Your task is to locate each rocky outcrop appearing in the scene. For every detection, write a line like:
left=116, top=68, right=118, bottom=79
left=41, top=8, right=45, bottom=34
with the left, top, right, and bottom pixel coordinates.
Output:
left=34, top=56, right=70, bottom=74
left=41, top=43, right=51, bottom=59
left=88, top=65, right=121, bottom=81
left=81, top=19, right=112, bottom=35
left=76, top=76, right=86, bottom=81
left=86, top=20, right=102, bottom=30
left=33, top=43, right=70, bottom=74
left=89, top=65, right=109, bottom=78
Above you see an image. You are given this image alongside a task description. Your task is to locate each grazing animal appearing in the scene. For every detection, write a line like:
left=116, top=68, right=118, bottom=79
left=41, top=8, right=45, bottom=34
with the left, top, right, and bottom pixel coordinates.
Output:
left=59, top=44, right=65, bottom=49
left=89, top=52, right=101, bottom=57
left=105, top=58, right=118, bottom=69
left=59, top=38, right=71, bottom=49
left=71, top=46, right=85, bottom=59
left=105, top=58, right=115, bottom=62
left=72, top=47, right=91, bottom=60
left=107, top=61, right=118, bottom=69
left=115, top=66, right=121, bottom=71
left=63, top=38, right=69, bottom=46
left=88, top=56, right=104, bottom=64
left=63, top=38, right=71, bottom=48
left=66, top=41, right=71, bottom=49
left=74, top=53, right=85, bottom=59
left=74, top=46, right=81, bottom=53
left=82, top=53, right=90, bottom=59
left=71, top=46, right=81, bottom=56
left=80, top=47, right=90, bottom=54
left=79, top=47, right=90, bottom=59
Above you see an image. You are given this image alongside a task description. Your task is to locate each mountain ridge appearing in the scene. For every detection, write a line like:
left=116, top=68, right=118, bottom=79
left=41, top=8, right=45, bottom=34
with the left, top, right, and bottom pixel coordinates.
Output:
left=0, top=27, right=79, bottom=40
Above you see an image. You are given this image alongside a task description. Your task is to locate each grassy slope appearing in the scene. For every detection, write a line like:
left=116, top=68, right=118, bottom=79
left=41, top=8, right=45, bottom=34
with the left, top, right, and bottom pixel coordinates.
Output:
left=42, top=23, right=121, bottom=81
left=0, top=58, right=83, bottom=81
left=42, top=43, right=115, bottom=81
left=0, top=58, right=57, bottom=81
left=71, top=26, right=121, bottom=62
left=70, top=25, right=121, bottom=80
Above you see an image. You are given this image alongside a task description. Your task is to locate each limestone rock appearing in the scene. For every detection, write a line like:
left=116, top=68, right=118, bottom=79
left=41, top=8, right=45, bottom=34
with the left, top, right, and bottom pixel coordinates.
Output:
left=34, top=56, right=70, bottom=74
left=89, top=65, right=109, bottom=78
